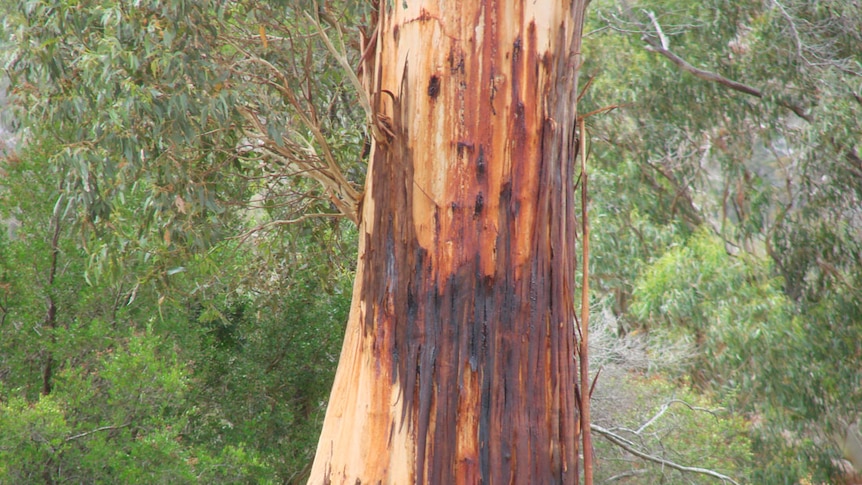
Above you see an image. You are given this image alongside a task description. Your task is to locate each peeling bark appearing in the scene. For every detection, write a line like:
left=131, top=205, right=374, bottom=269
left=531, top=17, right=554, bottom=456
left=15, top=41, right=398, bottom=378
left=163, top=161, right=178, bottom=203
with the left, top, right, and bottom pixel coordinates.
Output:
left=309, top=1, right=587, bottom=483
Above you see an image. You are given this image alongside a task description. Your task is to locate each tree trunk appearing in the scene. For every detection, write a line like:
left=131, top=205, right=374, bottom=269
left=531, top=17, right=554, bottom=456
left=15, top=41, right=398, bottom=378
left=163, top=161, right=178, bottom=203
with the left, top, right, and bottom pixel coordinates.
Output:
left=309, top=1, right=587, bottom=483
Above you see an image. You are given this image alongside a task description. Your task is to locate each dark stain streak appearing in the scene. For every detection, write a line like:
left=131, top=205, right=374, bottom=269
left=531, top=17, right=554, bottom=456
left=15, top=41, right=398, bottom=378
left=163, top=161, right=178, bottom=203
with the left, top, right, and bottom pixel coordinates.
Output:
left=476, top=145, right=486, bottom=178
left=500, top=182, right=512, bottom=204
left=417, top=343, right=438, bottom=485
left=427, top=75, right=441, bottom=99
left=473, top=193, right=484, bottom=218
left=514, top=101, right=525, bottom=120
left=449, top=48, right=465, bottom=74
left=489, top=69, right=498, bottom=116
left=407, top=280, right=418, bottom=323
left=512, top=36, right=522, bottom=61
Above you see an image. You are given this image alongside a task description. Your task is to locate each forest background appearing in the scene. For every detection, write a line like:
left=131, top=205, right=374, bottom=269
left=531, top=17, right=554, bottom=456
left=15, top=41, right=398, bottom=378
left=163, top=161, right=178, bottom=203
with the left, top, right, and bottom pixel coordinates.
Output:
left=0, top=0, right=860, bottom=483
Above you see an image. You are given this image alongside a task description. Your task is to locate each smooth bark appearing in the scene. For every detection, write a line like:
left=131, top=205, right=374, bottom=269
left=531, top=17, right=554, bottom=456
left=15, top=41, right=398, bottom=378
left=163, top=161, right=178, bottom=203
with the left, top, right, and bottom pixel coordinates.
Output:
left=310, top=1, right=587, bottom=483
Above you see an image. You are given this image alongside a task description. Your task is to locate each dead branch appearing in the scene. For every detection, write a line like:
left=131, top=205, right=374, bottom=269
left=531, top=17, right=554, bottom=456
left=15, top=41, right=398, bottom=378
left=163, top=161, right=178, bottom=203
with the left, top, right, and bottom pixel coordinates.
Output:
left=639, top=12, right=811, bottom=122
left=635, top=399, right=723, bottom=435
left=642, top=37, right=760, bottom=97
left=771, top=0, right=804, bottom=62
left=593, top=424, right=741, bottom=485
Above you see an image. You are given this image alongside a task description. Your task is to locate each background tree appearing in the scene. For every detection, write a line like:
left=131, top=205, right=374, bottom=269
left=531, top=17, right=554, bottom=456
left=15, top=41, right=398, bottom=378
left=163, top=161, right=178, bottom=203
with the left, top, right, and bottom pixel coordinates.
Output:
left=581, top=0, right=862, bottom=480
left=2, top=1, right=359, bottom=481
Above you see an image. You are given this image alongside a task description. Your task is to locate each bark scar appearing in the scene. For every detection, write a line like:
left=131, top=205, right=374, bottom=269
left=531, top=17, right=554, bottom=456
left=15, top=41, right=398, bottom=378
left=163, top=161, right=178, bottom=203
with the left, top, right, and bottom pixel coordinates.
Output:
left=402, top=8, right=460, bottom=41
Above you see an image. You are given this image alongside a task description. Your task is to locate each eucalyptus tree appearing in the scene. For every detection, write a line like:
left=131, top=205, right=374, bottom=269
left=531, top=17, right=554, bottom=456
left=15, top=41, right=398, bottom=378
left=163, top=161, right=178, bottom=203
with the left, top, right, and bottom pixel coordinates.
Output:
left=5, top=0, right=594, bottom=483
left=582, top=0, right=861, bottom=308
left=307, top=1, right=590, bottom=482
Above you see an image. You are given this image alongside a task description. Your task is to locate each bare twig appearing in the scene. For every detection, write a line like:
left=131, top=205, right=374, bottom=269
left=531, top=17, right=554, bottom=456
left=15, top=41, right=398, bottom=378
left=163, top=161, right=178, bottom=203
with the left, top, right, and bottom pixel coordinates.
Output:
left=578, top=104, right=624, bottom=122
left=772, top=0, right=804, bottom=61
left=644, top=10, right=668, bottom=50
left=593, top=424, right=741, bottom=485
left=231, top=213, right=344, bottom=245
left=65, top=423, right=130, bottom=442
left=635, top=399, right=723, bottom=435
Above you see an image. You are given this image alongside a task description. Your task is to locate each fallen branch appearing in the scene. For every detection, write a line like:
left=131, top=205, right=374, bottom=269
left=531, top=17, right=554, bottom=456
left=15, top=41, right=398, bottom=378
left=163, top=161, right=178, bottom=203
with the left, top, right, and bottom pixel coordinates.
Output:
left=593, top=424, right=741, bottom=485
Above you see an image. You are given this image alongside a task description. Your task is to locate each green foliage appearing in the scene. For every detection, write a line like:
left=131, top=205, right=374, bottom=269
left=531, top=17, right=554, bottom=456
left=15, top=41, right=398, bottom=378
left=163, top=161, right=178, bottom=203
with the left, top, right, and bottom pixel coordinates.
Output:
left=588, top=158, right=685, bottom=320
left=583, top=0, right=862, bottom=480
left=1, top=100, right=354, bottom=482
left=3, top=0, right=370, bottom=275
left=2, top=327, right=203, bottom=484
left=180, top=227, right=355, bottom=480
left=627, top=228, right=861, bottom=479
left=6, top=0, right=241, bottom=244
left=2, top=0, right=366, bottom=476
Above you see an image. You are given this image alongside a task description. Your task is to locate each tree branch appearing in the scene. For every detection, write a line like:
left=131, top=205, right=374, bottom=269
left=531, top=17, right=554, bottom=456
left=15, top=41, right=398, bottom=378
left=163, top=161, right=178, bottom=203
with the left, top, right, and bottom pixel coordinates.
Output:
left=65, top=423, right=130, bottom=442
left=593, top=424, right=741, bottom=485
left=642, top=38, right=761, bottom=97
left=771, top=0, right=803, bottom=62
left=305, top=5, right=387, bottom=145
left=232, top=213, right=344, bottom=245
left=635, top=399, right=723, bottom=435
left=236, top=105, right=360, bottom=224
left=640, top=13, right=811, bottom=122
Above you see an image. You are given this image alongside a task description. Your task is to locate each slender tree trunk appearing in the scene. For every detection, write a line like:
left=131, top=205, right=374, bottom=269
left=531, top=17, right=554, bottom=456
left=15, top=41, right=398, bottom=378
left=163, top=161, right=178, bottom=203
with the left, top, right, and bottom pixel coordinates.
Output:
left=41, top=195, right=64, bottom=397
left=310, top=1, right=587, bottom=483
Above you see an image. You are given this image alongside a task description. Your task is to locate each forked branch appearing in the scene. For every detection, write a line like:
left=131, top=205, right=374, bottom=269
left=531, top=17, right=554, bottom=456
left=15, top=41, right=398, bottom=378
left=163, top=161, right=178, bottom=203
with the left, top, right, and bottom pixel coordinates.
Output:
left=306, top=3, right=387, bottom=145
left=237, top=105, right=360, bottom=224
left=639, top=11, right=811, bottom=122
left=593, top=424, right=741, bottom=485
